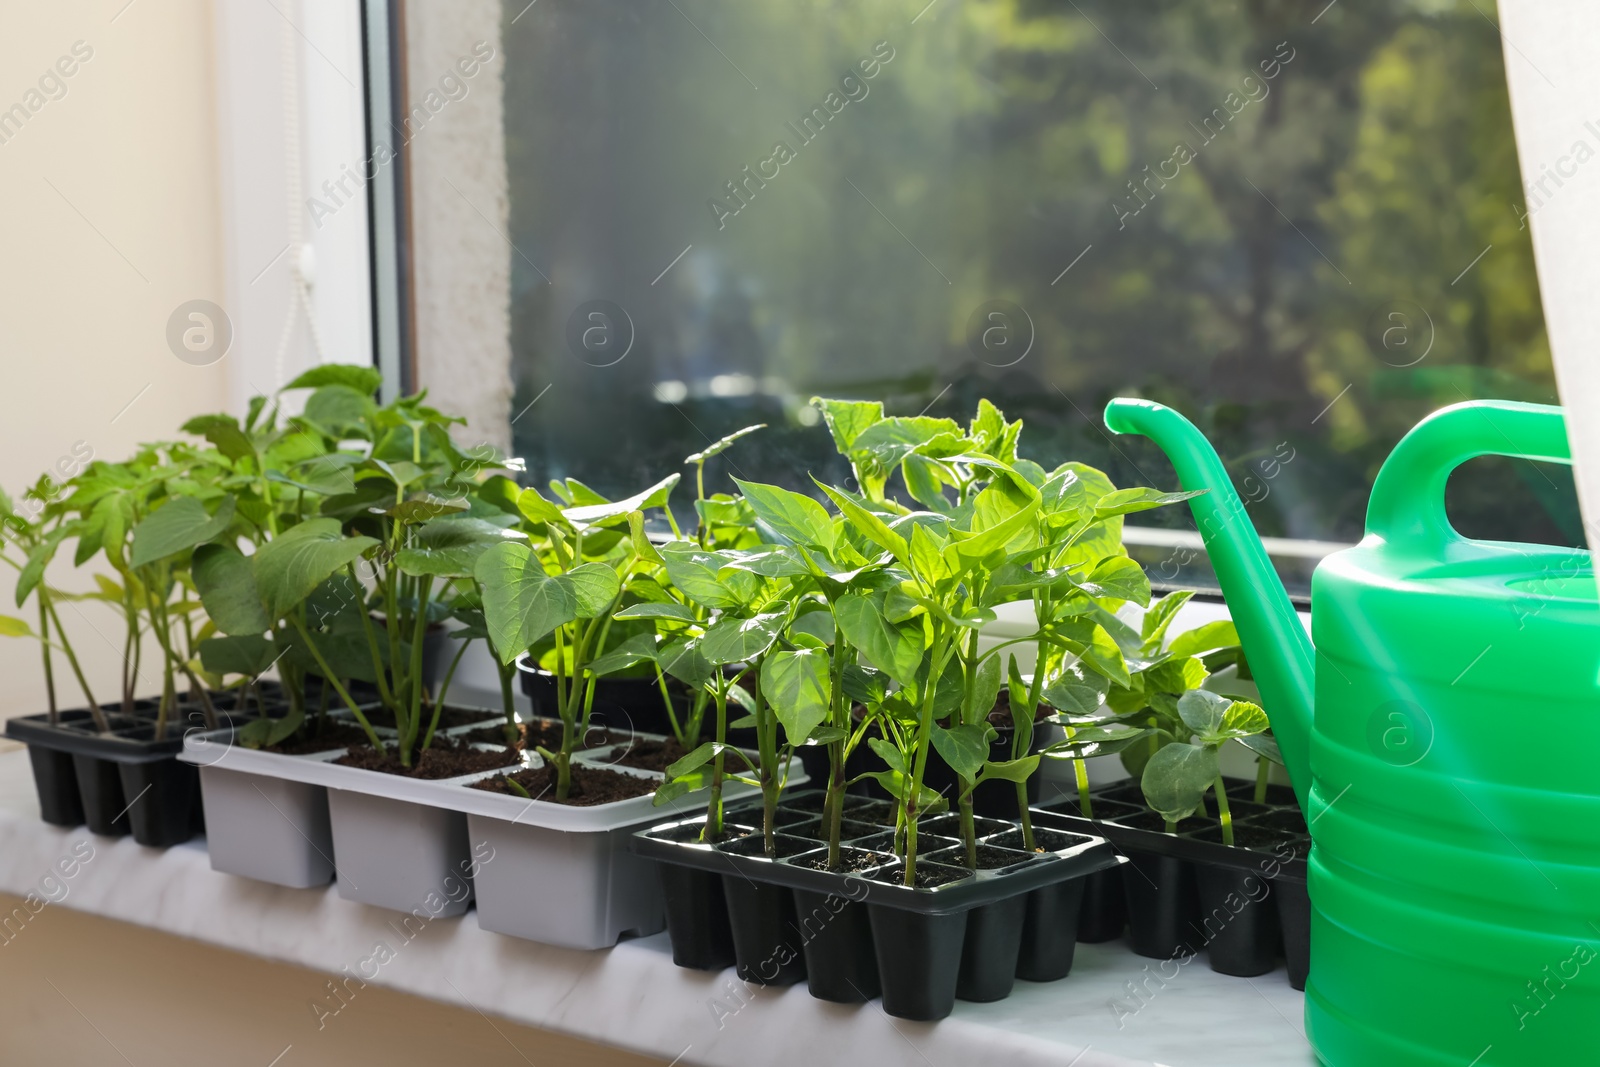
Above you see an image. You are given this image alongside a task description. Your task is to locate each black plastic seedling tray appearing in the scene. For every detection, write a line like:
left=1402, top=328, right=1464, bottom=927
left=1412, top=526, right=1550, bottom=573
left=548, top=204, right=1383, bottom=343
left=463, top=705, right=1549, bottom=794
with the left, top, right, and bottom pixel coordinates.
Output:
left=7, top=702, right=259, bottom=846
left=1037, top=778, right=1311, bottom=988
left=634, top=790, right=1122, bottom=1021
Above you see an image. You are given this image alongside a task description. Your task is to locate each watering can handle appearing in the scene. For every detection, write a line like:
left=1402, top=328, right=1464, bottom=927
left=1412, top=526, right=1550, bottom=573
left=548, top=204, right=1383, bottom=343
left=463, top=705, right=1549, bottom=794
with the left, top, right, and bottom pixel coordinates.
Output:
left=1365, top=400, right=1571, bottom=553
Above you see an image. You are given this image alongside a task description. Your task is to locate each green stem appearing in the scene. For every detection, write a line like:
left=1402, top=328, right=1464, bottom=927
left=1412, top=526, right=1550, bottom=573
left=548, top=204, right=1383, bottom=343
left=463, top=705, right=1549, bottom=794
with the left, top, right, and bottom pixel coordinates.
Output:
left=348, top=563, right=396, bottom=709
left=38, top=592, right=57, bottom=724
left=960, top=794, right=977, bottom=868
left=44, top=599, right=100, bottom=730
left=1216, top=775, right=1234, bottom=847
left=1075, top=756, right=1093, bottom=819
left=903, top=634, right=956, bottom=887
left=289, top=616, right=385, bottom=754
left=400, top=575, right=433, bottom=763
left=705, top=683, right=728, bottom=841
left=1254, top=755, right=1270, bottom=805
left=426, top=637, right=472, bottom=750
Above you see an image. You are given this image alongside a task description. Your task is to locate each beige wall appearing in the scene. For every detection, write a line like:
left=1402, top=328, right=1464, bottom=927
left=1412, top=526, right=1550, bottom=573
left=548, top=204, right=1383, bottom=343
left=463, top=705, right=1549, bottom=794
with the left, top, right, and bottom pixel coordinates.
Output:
left=0, top=1, right=229, bottom=719
left=0, top=893, right=663, bottom=1066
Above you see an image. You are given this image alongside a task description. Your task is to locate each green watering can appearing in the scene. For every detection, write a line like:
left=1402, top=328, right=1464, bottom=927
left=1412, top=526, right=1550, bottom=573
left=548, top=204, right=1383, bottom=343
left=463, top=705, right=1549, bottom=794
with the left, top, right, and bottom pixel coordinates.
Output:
left=1105, top=397, right=1598, bottom=1066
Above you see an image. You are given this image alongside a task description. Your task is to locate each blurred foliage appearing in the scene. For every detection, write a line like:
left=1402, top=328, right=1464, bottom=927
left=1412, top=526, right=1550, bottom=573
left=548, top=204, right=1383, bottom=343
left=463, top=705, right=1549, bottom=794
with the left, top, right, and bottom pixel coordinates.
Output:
left=500, top=0, right=1575, bottom=549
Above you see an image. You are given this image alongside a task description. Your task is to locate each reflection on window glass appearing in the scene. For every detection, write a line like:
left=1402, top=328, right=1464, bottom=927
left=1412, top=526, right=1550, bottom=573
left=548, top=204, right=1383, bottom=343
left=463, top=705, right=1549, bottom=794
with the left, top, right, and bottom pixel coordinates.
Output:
left=499, top=0, right=1571, bottom=580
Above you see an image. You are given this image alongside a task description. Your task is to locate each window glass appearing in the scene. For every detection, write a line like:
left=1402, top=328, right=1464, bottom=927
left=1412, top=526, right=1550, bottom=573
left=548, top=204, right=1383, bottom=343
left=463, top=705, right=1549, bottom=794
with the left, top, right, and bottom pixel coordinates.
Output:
left=499, top=0, right=1566, bottom=592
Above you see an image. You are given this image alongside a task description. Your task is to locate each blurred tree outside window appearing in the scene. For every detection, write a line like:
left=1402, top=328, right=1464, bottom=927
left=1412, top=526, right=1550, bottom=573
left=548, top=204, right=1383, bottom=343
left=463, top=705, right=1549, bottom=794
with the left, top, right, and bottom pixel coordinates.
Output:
left=498, top=0, right=1574, bottom=594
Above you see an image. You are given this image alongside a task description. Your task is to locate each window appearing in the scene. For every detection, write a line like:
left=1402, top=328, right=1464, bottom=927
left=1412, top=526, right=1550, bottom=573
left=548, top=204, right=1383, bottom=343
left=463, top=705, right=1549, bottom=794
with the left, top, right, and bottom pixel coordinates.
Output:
left=399, top=0, right=1574, bottom=596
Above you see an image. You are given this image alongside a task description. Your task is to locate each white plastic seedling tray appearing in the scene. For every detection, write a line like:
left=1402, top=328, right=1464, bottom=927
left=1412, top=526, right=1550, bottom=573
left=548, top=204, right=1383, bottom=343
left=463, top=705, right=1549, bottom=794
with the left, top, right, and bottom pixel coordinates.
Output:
left=182, top=716, right=793, bottom=948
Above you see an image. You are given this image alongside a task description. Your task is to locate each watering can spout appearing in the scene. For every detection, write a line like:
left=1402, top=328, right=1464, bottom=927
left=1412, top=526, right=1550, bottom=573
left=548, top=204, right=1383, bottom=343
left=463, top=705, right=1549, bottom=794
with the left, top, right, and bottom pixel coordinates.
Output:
left=1104, top=398, right=1317, bottom=812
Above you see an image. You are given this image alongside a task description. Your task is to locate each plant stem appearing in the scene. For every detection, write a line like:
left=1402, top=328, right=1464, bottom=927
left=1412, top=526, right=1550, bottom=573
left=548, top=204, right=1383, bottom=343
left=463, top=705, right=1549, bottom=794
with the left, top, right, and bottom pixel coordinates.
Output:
left=401, top=575, right=432, bottom=764
left=44, top=599, right=100, bottom=729
left=1075, top=757, right=1093, bottom=819
left=903, top=634, right=955, bottom=887
left=38, top=594, right=57, bottom=725
left=960, top=794, right=977, bottom=868
left=1254, top=755, right=1270, bottom=805
left=347, top=564, right=396, bottom=710
left=705, top=683, right=727, bottom=841
left=497, top=656, right=518, bottom=747
left=289, top=616, right=385, bottom=754
left=1215, top=775, right=1234, bottom=847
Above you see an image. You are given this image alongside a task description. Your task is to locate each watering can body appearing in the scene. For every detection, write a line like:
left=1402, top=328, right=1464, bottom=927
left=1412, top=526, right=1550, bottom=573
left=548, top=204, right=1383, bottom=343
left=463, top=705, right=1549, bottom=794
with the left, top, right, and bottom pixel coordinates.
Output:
left=1105, top=398, right=1600, bottom=1066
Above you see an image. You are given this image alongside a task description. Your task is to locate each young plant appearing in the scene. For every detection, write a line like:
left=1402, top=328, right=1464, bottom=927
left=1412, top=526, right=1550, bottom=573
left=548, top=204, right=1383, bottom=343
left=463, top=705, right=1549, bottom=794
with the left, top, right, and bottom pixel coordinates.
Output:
left=1140, top=689, right=1270, bottom=843
left=476, top=475, right=677, bottom=801
left=0, top=484, right=101, bottom=728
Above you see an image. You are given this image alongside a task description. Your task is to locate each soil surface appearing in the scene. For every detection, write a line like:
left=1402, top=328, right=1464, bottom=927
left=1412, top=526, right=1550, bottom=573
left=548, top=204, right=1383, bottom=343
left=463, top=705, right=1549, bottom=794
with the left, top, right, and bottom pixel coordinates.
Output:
left=990, top=827, right=1086, bottom=853
left=793, top=847, right=893, bottom=875
left=601, top=737, right=688, bottom=772
left=720, top=833, right=818, bottom=859
left=461, top=718, right=614, bottom=752
left=471, top=763, right=656, bottom=806
left=362, top=705, right=500, bottom=731
left=985, top=688, right=1056, bottom=727
left=333, top=737, right=517, bottom=779
left=265, top=724, right=374, bottom=755
left=872, top=862, right=971, bottom=889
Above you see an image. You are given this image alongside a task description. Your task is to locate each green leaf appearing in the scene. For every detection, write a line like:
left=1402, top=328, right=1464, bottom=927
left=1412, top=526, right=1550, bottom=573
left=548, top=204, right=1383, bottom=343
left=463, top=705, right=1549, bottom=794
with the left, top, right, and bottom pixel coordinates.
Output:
left=1168, top=620, right=1241, bottom=659
left=816, top=482, right=908, bottom=564
left=567, top=561, right=622, bottom=618
left=841, top=663, right=888, bottom=705
left=515, top=488, right=570, bottom=528
left=613, top=602, right=698, bottom=624
left=950, top=496, right=1040, bottom=562
left=474, top=541, right=578, bottom=662
left=699, top=610, right=786, bottom=666
left=130, top=495, right=235, bottom=569
left=1140, top=742, right=1218, bottom=823
left=811, top=397, right=882, bottom=453
left=302, top=385, right=375, bottom=436
left=910, top=522, right=952, bottom=585
left=252, top=518, right=379, bottom=620
left=181, top=414, right=254, bottom=461
left=734, top=479, right=834, bottom=551
left=834, top=593, right=923, bottom=687
left=1093, top=487, right=1205, bottom=521
left=1217, top=699, right=1271, bottom=740
left=395, top=517, right=522, bottom=578
left=657, top=637, right=715, bottom=687
left=977, top=755, right=1039, bottom=784
left=664, top=741, right=723, bottom=779
left=761, top=648, right=831, bottom=749
left=587, top=633, right=660, bottom=676
left=563, top=474, right=679, bottom=529
left=1042, top=665, right=1110, bottom=716
left=198, top=634, right=277, bottom=676
left=15, top=526, right=70, bottom=608
left=1044, top=725, right=1153, bottom=761
left=192, top=544, right=273, bottom=635
left=281, top=363, right=383, bottom=396
left=1141, top=590, right=1195, bottom=652
left=685, top=424, right=766, bottom=463
left=1239, top=731, right=1283, bottom=765
left=1177, top=690, right=1270, bottom=744
left=867, top=736, right=907, bottom=775
left=1145, top=655, right=1208, bottom=695
left=659, top=542, right=746, bottom=609
left=0, top=614, right=34, bottom=638
left=932, top=722, right=994, bottom=780
left=1083, top=555, right=1151, bottom=607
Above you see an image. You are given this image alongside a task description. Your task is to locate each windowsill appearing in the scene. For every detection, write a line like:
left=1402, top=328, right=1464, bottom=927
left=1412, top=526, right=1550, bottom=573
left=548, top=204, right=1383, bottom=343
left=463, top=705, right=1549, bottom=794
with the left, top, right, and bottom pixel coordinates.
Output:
left=0, top=748, right=1310, bottom=1067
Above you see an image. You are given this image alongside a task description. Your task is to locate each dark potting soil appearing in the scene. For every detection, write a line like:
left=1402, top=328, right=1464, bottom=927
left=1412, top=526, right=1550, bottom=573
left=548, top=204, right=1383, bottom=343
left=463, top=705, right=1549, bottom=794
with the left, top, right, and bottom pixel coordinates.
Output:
left=333, top=738, right=516, bottom=779
left=784, top=791, right=829, bottom=814
left=953, top=844, right=1036, bottom=871
left=1252, top=807, right=1309, bottom=836
left=601, top=738, right=689, bottom=772
left=264, top=724, right=374, bottom=755
left=1112, top=811, right=1213, bottom=835
left=792, top=846, right=893, bottom=875
left=652, top=821, right=756, bottom=845
left=786, top=817, right=883, bottom=843
left=719, top=833, right=817, bottom=860
left=1187, top=823, right=1288, bottom=852
left=984, top=688, right=1056, bottom=727
left=362, top=705, right=500, bottom=730
left=988, top=827, right=1088, bottom=854
left=471, top=763, right=657, bottom=805
left=869, top=861, right=972, bottom=890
